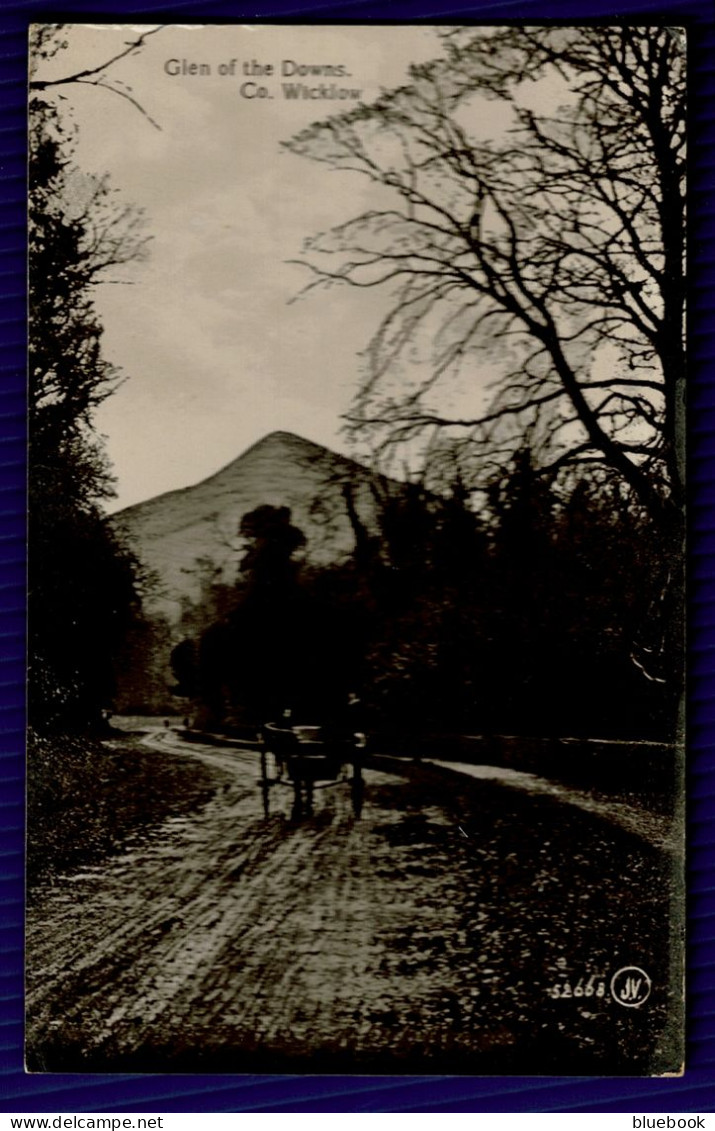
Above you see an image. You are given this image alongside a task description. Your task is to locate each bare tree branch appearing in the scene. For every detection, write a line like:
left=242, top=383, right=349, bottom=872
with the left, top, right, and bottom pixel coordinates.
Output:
left=285, top=26, right=684, bottom=523
left=30, top=25, right=165, bottom=129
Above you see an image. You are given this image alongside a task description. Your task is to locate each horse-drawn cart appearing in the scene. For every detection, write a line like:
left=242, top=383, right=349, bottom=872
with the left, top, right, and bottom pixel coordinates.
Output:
left=261, top=721, right=366, bottom=818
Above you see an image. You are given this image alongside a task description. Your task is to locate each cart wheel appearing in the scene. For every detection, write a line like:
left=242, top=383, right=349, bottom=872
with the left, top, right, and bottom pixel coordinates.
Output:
left=291, top=780, right=303, bottom=821
left=351, top=764, right=364, bottom=818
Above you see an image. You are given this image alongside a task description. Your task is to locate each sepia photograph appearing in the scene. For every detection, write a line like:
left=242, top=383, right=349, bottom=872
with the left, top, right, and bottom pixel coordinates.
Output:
left=27, top=23, right=685, bottom=1077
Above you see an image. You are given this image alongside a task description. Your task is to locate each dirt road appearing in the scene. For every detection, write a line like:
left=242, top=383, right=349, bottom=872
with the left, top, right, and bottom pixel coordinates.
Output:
left=26, top=725, right=682, bottom=1076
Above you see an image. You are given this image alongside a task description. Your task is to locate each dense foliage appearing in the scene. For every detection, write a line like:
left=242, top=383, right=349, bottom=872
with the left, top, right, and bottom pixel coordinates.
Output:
left=178, top=463, right=677, bottom=742
left=29, top=87, right=144, bottom=732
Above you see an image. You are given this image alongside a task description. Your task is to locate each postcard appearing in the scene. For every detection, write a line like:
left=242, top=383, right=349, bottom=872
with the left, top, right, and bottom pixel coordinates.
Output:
left=26, top=22, right=685, bottom=1075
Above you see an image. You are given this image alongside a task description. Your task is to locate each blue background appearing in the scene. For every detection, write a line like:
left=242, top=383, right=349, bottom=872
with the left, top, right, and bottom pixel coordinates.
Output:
left=3, top=0, right=713, bottom=1112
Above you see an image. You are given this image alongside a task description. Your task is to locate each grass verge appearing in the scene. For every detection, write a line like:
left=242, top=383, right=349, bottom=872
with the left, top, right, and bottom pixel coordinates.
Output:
left=27, top=728, right=222, bottom=888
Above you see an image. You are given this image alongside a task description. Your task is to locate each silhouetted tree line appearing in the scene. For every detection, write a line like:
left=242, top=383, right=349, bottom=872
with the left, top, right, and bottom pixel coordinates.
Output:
left=173, top=462, right=678, bottom=742
left=29, top=30, right=147, bottom=733
left=171, top=505, right=362, bottom=732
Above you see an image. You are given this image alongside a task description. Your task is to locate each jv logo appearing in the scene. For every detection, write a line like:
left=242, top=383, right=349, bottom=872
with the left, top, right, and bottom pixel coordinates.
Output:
left=610, top=966, right=652, bottom=1008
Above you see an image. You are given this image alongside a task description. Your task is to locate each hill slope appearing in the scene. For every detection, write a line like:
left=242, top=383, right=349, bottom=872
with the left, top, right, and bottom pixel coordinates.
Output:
left=115, top=431, right=385, bottom=624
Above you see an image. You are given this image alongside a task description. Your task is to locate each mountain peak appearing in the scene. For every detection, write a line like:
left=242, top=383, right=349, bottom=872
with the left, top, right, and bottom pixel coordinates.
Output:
left=115, top=429, right=384, bottom=599
left=233, top=429, right=331, bottom=461
left=113, top=428, right=393, bottom=709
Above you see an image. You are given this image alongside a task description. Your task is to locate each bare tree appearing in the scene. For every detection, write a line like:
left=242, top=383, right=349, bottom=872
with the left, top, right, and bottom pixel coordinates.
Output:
left=30, top=24, right=164, bottom=129
left=285, top=26, right=685, bottom=527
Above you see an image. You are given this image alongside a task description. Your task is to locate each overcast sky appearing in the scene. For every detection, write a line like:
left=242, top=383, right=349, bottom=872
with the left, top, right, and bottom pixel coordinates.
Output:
left=34, top=24, right=462, bottom=511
